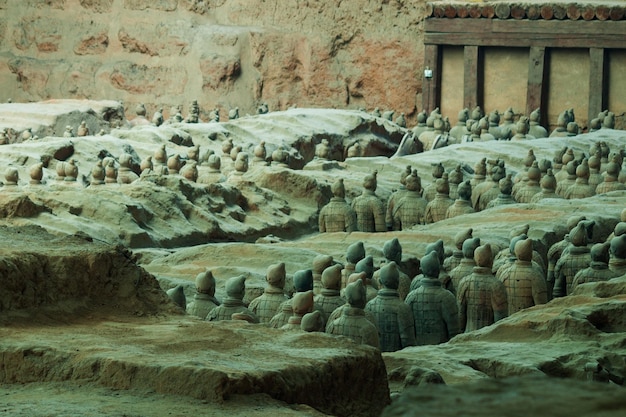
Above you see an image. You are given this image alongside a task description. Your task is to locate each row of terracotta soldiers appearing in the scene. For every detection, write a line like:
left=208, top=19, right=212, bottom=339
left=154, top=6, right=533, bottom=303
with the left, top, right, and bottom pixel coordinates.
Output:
left=318, top=143, right=626, bottom=233
left=0, top=138, right=296, bottom=187
left=175, top=213, right=626, bottom=352
left=412, top=106, right=618, bottom=152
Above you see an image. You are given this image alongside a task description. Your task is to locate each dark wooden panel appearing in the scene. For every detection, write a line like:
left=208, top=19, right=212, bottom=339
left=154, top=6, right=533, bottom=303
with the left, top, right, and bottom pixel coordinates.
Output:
left=588, top=48, right=607, bottom=126
left=424, top=33, right=626, bottom=49
left=526, top=46, right=546, bottom=118
left=425, top=18, right=626, bottom=37
left=463, top=45, right=479, bottom=110
left=422, top=44, right=441, bottom=114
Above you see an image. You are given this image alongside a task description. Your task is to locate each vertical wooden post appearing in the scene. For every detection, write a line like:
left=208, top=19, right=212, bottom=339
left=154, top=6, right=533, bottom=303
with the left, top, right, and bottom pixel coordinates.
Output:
left=422, top=44, right=440, bottom=113
left=463, top=45, right=479, bottom=110
left=588, top=48, right=607, bottom=127
left=526, top=46, right=546, bottom=120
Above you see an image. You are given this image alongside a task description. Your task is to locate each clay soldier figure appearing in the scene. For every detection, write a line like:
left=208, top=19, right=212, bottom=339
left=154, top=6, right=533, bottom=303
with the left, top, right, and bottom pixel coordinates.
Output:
left=477, top=117, right=495, bottom=142
left=449, top=237, right=481, bottom=295
left=564, top=158, right=595, bottom=199
left=457, top=244, right=508, bottom=333
left=319, top=178, right=357, bottom=233
left=405, top=251, right=459, bottom=345
left=186, top=269, right=220, bottom=318
left=423, top=163, right=445, bottom=203
left=185, top=99, right=200, bottom=123
left=315, top=139, right=331, bottom=160
left=549, top=110, right=570, bottom=137
left=326, top=280, right=380, bottom=349
left=499, top=107, right=516, bottom=139
left=314, top=264, right=346, bottom=322
left=511, top=117, right=535, bottom=141
left=198, top=154, right=225, bottom=184
left=152, top=107, right=164, bottom=126
left=530, top=169, right=561, bottom=202
left=472, top=159, right=505, bottom=211
left=372, top=238, right=412, bottom=301
left=207, top=275, right=259, bottom=323
left=571, top=242, right=620, bottom=291
left=555, top=148, right=574, bottom=183
left=248, top=262, right=290, bottom=324
left=354, top=256, right=378, bottom=302
left=312, top=254, right=334, bottom=295
left=470, top=158, right=487, bottom=187
left=487, top=110, right=503, bottom=140
left=365, top=262, right=416, bottom=352
left=425, top=173, right=454, bottom=223
left=512, top=149, right=536, bottom=198
left=118, top=153, right=139, bottom=184
left=499, top=239, right=548, bottom=315
left=446, top=180, right=474, bottom=219
left=546, top=215, right=586, bottom=299
left=554, top=221, right=592, bottom=297
left=386, top=165, right=412, bottom=231
left=555, top=159, right=579, bottom=198
left=166, top=285, right=186, bottom=309
left=443, top=228, right=473, bottom=274
left=393, top=170, right=428, bottom=229
left=609, top=234, right=626, bottom=276
left=351, top=171, right=386, bottom=232
left=485, top=174, right=516, bottom=208
left=587, top=150, right=603, bottom=189
left=76, top=121, right=89, bottom=137
left=448, top=164, right=463, bottom=200
left=595, top=156, right=625, bottom=194
left=449, top=108, right=470, bottom=143
left=411, top=110, right=428, bottom=138
left=515, top=161, right=542, bottom=203
left=281, top=291, right=315, bottom=331
left=270, top=269, right=314, bottom=329
left=528, top=108, right=548, bottom=139
left=340, top=240, right=364, bottom=288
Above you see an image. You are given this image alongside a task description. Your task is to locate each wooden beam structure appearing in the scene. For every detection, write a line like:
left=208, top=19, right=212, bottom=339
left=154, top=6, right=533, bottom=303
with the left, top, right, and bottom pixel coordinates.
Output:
left=421, top=3, right=625, bottom=127
left=526, top=46, right=546, bottom=119
left=588, top=48, right=607, bottom=124
left=463, top=46, right=479, bottom=111
left=424, top=19, right=626, bottom=48
left=422, top=44, right=441, bottom=114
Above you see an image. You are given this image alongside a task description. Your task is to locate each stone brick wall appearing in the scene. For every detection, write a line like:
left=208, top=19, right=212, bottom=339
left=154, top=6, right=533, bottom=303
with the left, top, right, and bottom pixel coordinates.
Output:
left=0, top=0, right=428, bottom=122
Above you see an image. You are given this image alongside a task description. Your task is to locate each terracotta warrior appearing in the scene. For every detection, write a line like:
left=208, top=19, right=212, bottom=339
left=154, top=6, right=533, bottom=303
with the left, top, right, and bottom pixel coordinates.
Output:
left=405, top=251, right=459, bottom=345
left=499, top=239, right=548, bottom=315
left=530, top=169, right=560, bottom=202
left=485, top=174, right=516, bottom=208
left=342, top=241, right=366, bottom=288
left=472, top=159, right=505, bottom=211
left=596, top=156, right=625, bottom=194
left=386, top=165, right=412, bottom=231
left=449, top=237, right=481, bottom=293
left=446, top=180, right=475, bottom=219
left=351, top=171, right=386, bottom=232
left=528, top=108, right=548, bottom=139
left=314, top=264, right=346, bottom=322
left=425, top=173, right=454, bottom=223
left=571, top=242, right=620, bottom=291
left=515, top=161, right=542, bottom=204
left=393, top=170, right=428, bottom=230
left=186, top=269, right=220, bottom=318
left=326, top=279, right=380, bottom=349
left=609, top=234, right=626, bottom=276
left=270, top=269, right=314, bottom=329
left=457, top=244, right=508, bottom=332
left=564, top=158, right=595, bottom=199
left=281, top=290, right=315, bottom=331
left=365, top=262, right=416, bottom=352
left=311, top=254, right=334, bottom=295
left=423, top=162, right=445, bottom=203
left=443, top=228, right=473, bottom=274
left=318, top=178, right=357, bottom=233
left=248, top=262, right=289, bottom=324
left=553, top=221, right=592, bottom=297
left=372, top=238, right=412, bottom=301
left=206, top=274, right=259, bottom=323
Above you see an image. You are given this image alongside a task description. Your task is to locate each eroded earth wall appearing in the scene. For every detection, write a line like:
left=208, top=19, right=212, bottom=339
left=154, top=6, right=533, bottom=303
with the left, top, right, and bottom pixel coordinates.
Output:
left=0, top=0, right=427, bottom=121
